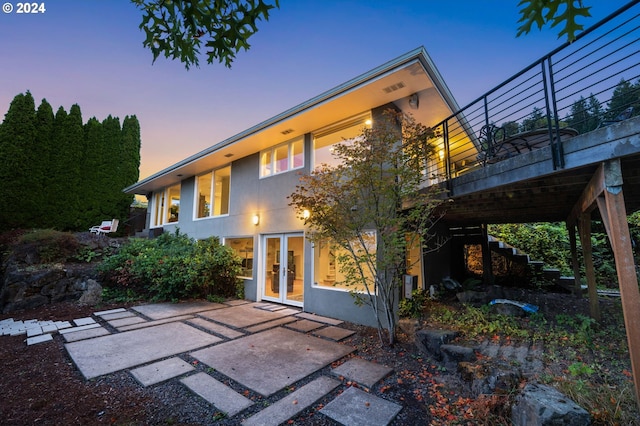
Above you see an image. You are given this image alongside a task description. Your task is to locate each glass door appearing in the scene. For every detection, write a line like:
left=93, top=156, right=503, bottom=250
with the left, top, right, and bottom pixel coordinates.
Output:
left=262, top=233, right=304, bottom=306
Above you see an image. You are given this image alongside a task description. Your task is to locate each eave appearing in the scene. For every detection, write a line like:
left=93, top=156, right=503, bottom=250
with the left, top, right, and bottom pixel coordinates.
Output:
left=125, top=47, right=459, bottom=195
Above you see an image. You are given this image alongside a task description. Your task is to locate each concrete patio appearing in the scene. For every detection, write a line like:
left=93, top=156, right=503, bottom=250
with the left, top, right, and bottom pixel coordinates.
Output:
left=56, top=300, right=401, bottom=425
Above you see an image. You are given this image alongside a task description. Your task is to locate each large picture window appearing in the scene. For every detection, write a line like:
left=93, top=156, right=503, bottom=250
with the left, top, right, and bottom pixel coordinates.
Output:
left=313, top=231, right=376, bottom=293
left=151, top=184, right=180, bottom=227
left=225, top=237, right=254, bottom=278
left=313, top=115, right=371, bottom=169
left=195, top=166, right=231, bottom=219
left=260, top=136, right=304, bottom=177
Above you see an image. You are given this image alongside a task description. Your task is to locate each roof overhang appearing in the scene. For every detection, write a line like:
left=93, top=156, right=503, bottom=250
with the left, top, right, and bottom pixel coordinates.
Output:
left=125, top=47, right=460, bottom=195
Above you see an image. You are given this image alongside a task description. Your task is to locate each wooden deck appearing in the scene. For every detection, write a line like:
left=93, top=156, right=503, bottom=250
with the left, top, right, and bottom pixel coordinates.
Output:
left=437, top=116, right=640, bottom=226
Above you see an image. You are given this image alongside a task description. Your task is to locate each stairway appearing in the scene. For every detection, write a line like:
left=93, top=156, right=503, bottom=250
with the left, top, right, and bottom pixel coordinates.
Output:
left=487, top=235, right=620, bottom=297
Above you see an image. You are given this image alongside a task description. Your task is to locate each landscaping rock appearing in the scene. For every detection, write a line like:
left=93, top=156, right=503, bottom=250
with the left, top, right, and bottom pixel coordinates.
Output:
left=415, top=329, right=458, bottom=360
left=1, top=263, right=99, bottom=313
left=77, top=279, right=102, bottom=306
left=440, top=344, right=476, bottom=369
left=511, top=383, right=591, bottom=426
left=456, top=290, right=487, bottom=304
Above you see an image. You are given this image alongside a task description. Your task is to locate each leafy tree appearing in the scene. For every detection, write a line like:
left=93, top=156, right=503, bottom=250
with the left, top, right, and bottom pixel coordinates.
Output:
left=132, top=0, right=279, bottom=69
left=0, top=92, right=37, bottom=231
left=289, top=110, right=445, bottom=346
left=517, top=0, right=592, bottom=42
left=131, top=1, right=590, bottom=69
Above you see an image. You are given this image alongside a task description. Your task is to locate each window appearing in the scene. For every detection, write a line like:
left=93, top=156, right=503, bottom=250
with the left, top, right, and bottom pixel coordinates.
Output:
left=260, top=136, right=304, bottom=177
left=195, top=166, right=231, bottom=218
left=313, top=231, right=376, bottom=292
left=313, top=115, right=371, bottom=169
left=151, top=184, right=180, bottom=227
left=225, top=237, right=254, bottom=278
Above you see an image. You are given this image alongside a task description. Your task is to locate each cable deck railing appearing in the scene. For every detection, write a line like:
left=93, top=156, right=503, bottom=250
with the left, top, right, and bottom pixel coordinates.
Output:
left=426, top=0, right=640, bottom=190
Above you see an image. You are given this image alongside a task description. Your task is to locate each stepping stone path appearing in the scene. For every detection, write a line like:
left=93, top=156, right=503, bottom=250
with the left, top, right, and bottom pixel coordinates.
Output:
left=2, top=301, right=403, bottom=425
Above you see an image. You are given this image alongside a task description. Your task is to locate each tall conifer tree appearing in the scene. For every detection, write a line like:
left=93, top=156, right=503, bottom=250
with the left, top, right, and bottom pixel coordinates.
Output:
left=32, top=99, right=55, bottom=228
left=0, top=92, right=37, bottom=231
left=82, top=117, right=105, bottom=227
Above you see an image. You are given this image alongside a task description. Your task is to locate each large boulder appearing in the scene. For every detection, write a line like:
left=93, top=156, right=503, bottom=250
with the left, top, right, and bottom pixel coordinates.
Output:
left=512, top=383, right=590, bottom=426
left=415, top=329, right=459, bottom=360
left=77, top=279, right=103, bottom=306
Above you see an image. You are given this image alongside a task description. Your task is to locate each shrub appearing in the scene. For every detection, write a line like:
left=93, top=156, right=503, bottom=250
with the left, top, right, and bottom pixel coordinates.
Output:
left=98, top=231, right=242, bottom=301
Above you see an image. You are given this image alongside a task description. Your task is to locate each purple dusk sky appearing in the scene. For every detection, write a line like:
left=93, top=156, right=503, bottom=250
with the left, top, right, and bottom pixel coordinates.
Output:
left=0, top=0, right=629, bottom=180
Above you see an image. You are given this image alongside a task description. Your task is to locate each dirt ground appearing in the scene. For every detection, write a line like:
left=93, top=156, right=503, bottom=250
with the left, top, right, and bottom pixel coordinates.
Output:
left=0, top=295, right=636, bottom=425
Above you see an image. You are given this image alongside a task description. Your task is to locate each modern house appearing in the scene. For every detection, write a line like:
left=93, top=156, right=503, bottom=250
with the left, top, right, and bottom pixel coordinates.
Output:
left=126, top=3, right=640, bottom=402
left=125, top=47, right=461, bottom=326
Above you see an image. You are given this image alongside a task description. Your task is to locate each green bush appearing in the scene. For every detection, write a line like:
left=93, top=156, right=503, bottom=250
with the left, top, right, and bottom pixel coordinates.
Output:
left=98, top=231, right=242, bottom=301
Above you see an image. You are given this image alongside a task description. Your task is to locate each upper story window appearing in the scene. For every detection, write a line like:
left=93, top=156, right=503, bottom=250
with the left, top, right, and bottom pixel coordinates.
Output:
left=195, top=165, right=231, bottom=219
left=152, top=184, right=180, bottom=227
left=260, top=136, right=304, bottom=177
left=313, top=114, right=371, bottom=169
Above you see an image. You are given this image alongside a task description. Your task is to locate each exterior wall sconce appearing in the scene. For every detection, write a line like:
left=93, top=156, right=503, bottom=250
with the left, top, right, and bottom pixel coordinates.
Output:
left=252, top=214, right=260, bottom=225
left=302, top=209, right=311, bottom=220
left=439, top=149, right=445, bottom=160
left=408, top=93, right=419, bottom=110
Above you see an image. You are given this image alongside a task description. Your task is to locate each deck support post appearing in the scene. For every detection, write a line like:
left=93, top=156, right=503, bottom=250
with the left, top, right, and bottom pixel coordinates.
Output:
left=567, top=159, right=640, bottom=407
left=566, top=222, right=583, bottom=297
left=480, top=224, right=494, bottom=286
left=577, top=215, right=600, bottom=321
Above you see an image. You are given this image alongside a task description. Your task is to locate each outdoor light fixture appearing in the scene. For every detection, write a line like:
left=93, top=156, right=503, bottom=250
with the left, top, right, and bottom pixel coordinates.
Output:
left=408, top=93, right=419, bottom=110
left=439, top=149, right=445, bottom=160
left=303, top=209, right=311, bottom=220
left=252, top=214, right=260, bottom=225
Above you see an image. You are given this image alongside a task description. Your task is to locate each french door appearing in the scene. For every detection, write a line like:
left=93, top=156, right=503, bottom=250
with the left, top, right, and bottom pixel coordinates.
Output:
left=262, top=233, right=304, bottom=306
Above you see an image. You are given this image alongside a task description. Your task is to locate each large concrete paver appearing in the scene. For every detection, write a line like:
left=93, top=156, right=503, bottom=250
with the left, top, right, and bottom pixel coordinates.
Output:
left=198, top=303, right=297, bottom=328
left=63, top=326, right=110, bottom=342
left=65, top=322, right=221, bottom=379
left=108, top=316, right=147, bottom=328
left=116, top=314, right=194, bottom=332
left=244, top=316, right=296, bottom=333
left=132, top=301, right=226, bottom=320
left=313, top=326, right=355, bottom=341
left=296, top=312, right=343, bottom=325
left=286, top=319, right=324, bottom=332
left=130, top=357, right=195, bottom=386
left=181, top=372, right=253, bottom=417
left=191, top=327, right=354, bottom=396
left=243, top=376, right=340, bottom=426
left=187, top=317, right=244, bottom=339
left=320, top=386, right=402, bottom=426
left=332, top=358, right=393, bottom=389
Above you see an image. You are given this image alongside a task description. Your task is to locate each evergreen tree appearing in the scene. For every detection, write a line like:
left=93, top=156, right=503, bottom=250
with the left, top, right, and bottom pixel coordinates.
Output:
left=607, top=78, right=640, bottom=120
left=102, top=115, right=123, bottom=219
left=119, top=115, right=141, bottom=224
left=567, top=96, right=589, bottom=134
left=48, top=107, right=69, bottom=229
left=0, top=92, right=37, bottom=231
left=586, top=94, right=604, bottom=131
left=0, top=92, right=142, bottom=232
left=82, top=117, right=105, bottom=227
left=33, top=99, right=55, bottom=228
